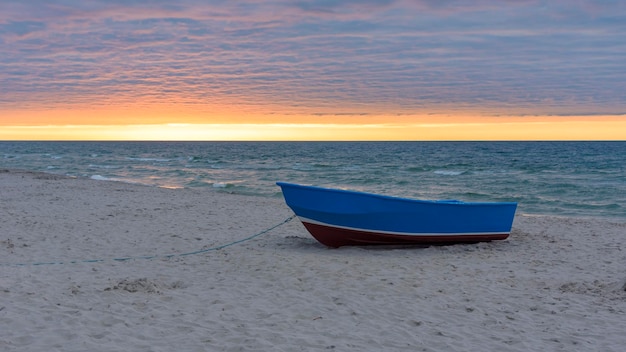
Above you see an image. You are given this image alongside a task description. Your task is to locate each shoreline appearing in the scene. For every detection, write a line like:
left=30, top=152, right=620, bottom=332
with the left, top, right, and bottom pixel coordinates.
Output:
left=1, top=169, right=625, bottom=351
left=4, top=167, right=625, bottom=223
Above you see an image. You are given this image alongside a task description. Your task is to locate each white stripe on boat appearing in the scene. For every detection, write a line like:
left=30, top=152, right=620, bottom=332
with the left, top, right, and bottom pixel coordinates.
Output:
left=298, top=217, right=510, bottom=236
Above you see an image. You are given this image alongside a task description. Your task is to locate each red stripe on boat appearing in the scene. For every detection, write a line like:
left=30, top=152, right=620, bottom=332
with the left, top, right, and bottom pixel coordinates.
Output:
left=302, top=221, right=509, bottom=248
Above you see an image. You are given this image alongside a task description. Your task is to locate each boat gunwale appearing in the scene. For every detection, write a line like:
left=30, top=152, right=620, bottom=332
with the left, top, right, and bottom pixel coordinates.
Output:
left=276, top=181, right=518, bottom=207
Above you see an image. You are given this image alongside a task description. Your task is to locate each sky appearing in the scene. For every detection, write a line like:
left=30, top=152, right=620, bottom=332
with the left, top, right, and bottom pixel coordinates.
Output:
left=1, top=0, right=625, bottom=140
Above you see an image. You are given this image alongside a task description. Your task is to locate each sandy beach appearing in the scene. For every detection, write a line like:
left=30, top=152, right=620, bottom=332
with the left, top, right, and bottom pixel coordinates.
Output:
left=1, top=169, right=625, bottom=351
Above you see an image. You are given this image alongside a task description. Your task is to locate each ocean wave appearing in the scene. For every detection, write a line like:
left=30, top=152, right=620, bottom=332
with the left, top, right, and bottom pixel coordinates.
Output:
left=434, top=170, right=465, bottom=176
left=125, top=157, right=171, bottom=162
left=88, top=164, right=122, bottom=169
left=211, top=180, right=246, bottom=189
left=90, top=175, right=111, bottom=181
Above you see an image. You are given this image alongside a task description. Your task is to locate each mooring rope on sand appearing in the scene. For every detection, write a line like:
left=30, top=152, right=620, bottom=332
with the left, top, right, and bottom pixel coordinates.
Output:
left=1, top=214, right=296, bottom=267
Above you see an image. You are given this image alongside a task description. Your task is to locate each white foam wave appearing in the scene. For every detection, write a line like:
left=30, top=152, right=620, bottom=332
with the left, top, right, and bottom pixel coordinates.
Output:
left=90, top=175, right=110, bottom=181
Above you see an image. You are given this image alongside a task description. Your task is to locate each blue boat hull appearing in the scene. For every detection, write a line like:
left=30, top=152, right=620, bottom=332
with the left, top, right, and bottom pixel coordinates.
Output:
left=276, top=182, right=517, bottom=247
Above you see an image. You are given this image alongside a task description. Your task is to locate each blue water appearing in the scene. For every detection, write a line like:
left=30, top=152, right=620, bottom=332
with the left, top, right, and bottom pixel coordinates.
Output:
left=1, top=141, right=624, bottom=220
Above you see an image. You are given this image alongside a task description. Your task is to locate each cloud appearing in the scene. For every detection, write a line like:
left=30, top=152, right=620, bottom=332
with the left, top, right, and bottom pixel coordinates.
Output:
left=0, top=20, right=47, bottom=38
left=1, top=0, right=625, bottom=121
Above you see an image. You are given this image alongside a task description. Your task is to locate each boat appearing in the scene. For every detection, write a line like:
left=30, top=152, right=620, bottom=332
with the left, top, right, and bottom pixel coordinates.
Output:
left=276, top=182, right=517, bottom=248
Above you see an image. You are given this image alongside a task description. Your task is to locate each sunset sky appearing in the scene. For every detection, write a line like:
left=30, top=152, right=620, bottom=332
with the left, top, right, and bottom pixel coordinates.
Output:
left=1, top=0, right=625, bottom=140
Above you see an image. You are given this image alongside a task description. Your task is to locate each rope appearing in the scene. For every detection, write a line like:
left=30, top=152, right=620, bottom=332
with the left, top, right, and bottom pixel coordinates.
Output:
left=1, top=214, right=296, bottom=267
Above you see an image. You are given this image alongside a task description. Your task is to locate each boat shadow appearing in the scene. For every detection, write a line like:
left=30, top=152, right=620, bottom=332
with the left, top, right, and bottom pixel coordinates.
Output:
left=276, top=235, right=498, bottom=251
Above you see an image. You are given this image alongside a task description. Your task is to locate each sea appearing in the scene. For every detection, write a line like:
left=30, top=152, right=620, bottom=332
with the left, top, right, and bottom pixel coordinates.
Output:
left=1, top=141, right=624, bottom=221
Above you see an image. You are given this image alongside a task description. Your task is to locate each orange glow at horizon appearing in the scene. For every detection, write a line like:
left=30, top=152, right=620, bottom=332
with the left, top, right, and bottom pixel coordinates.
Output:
left=1, top=114, right=625, bottom=141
